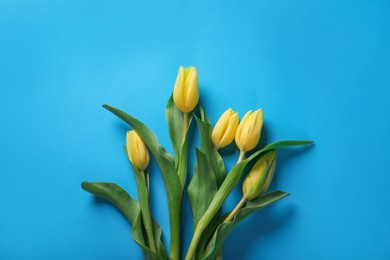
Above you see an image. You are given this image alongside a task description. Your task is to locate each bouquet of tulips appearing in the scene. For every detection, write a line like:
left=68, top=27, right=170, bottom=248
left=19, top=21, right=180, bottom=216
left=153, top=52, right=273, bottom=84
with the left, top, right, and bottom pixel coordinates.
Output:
left=82, top=66, right=313, bottom=260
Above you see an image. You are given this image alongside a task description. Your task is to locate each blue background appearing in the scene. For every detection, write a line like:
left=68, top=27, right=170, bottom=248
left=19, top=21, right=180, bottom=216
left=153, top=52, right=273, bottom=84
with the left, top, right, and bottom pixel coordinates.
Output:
left=1, top=0, right=389, bottom=259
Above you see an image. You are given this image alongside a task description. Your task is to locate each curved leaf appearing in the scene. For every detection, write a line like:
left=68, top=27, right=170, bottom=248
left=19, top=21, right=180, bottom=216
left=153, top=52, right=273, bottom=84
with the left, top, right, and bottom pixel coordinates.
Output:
left=201, top=191, right=288, bottom=260
left=195, top=214, right=223, bottom=260
left=247, top=140, right=314, bottom=162
left=186, top=160, right=248, bottom=260
left=165, top=94, right=193, bottom=190
left=102, top=104, right=182, bottom=259
left=196, top=106, right=226, bottom=186
left=187, top=140, right=313, bottom=259
left=193, top=106, right=227, bottom=259
left=208, top=140, right=312, bottom=225
left=188, top=149, right=218, bottom=230
left=81, top=182, right=168, bottom=260
left=130, top=162, right=158, bottom=253
left=165, top=95, right=183, bottom=166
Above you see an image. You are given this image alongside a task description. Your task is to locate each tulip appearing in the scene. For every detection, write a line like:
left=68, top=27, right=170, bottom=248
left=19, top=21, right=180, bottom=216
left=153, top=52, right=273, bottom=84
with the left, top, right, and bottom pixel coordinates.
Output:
left=126, top=130, right=150, bottom=171
left=235, top=109, right=264, bottom=152
left=212, top=108, right=239, bottom=148
left=242, top=151, right=277, bottom=200
left=173, top=66, right=199, bottom=113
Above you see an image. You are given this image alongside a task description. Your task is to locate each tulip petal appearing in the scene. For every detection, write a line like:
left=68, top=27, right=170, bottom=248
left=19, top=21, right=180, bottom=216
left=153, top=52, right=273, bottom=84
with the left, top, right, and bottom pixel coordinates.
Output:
left=218, top=112, right=239, bottom=148
left=173, top=66, right=186, bottom=111
left=235, top=110, right=252, bottom=150
left=212, top=108, right=233, bottom=147
left=126, top=130, right=150, bottom=171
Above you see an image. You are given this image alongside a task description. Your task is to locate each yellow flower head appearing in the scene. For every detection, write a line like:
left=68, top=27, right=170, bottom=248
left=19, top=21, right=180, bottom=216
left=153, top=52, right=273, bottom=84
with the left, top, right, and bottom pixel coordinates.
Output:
left=173, top=66, right=199, bottom=113
left=235, top=109, right=264, bottom=152
left=242, top=150, right=277, bottom=200
left=212, top=108, right=239, bottom=148
left=126, top=130, right=150, bottom=171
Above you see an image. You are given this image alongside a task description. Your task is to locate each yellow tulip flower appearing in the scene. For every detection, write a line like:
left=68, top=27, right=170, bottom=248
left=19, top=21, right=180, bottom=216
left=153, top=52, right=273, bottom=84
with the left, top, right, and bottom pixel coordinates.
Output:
left=242, top=150, right=277, bottom=200
left=126, top=130, right=150, bottom=171
left=235, top=109, right=264, bottom=152
left=212, top=108, right=239, bottom=148
left=173, top=66, right=199, bottom=113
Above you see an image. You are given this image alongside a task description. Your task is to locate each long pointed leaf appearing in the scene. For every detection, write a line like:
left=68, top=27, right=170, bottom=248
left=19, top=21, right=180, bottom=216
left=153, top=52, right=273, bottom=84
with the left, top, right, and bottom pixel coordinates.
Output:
left=201, top=191, right=289, bottom=260
left=81, top=182, right=168, bottom=260
left=193, top=106, right=226, bottom=259
left=102, top=104, right=182, bottom=260
left=207, top=140, right=313, bottom=225
left=165, top=94, right=193, bottom=190
left=130, top=163, right=158, bottom=253
left=196, top=106, right=226, bottom=186
left=187, top=140, right=313, bottom=258
left=247, top=140, right=314, bottom=162
left=165, top=95, right=183, bottom=166
left=188, top=149, right=218, bottom=230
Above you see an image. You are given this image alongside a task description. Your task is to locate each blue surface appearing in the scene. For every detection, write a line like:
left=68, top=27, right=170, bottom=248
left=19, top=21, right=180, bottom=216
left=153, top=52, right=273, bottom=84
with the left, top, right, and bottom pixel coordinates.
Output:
left=1, top=0, right=389, bottom=259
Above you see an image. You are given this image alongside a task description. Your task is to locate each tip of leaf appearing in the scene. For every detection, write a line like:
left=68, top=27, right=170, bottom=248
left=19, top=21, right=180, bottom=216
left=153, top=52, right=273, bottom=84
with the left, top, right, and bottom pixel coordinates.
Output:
left=294, top=140, right=315, bottom=147
left=278, top=190, right=290, bottom=198
left=81, top=181, right=88, bottom=190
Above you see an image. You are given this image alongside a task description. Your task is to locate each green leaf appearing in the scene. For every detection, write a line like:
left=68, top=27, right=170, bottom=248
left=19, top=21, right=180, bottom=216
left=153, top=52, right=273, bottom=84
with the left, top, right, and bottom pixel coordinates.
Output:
left=247, top=140, right=314, bottom=161
left=186, top=140, right=313, bottom=259
left=192, top=107, right=227, bottom=259
left=165, top=94, right=193, bottom=190
left=206, top=139, right=313, bottom=227
left=201, top=191, right=289, bottom=260
left=81, top=182, right=168, bottom=260
left=186, top=161, right=248, bottom=260
left=195, top=106, right=226, bottom=186
left=129, top=162, right=158, bottom=253
left=195, top=214, right=224, bottom=260
left=188, top=149, right=218, bottom=230
left=178, top=133, right=191, bottom=190
left=165, top=95, right=183, bottom=167
left=103, top=104, right=182, bottom=260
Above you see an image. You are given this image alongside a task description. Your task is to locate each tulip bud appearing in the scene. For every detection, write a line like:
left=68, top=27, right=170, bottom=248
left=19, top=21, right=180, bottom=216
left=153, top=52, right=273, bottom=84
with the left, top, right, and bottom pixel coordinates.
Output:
left=242, top=151, right=277, bottom=200
left=173, top=66, right=199, bottom=113
left=212, top=108, right=239, bottom=148
left=126, top=130, right=150, bottom=171
left=235, top=109, right=264, bottom=152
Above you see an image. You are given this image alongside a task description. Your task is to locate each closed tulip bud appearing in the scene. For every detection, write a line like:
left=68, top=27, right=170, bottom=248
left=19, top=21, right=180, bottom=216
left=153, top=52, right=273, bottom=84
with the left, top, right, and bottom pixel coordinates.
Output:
left=235, top=109, right=264, bottom=152
left=212, top=108, right=239, bottom=148
left=126, top=130, right=150, bottom=171
left=173, top=66, right=199, bottom=113
left=242, top=151, right=277, bottom=200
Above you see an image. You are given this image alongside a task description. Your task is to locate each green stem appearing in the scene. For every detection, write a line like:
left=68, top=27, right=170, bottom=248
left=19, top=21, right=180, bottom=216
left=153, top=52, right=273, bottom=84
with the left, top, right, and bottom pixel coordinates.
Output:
left=185, top=219, right=205, bottom=260
left=237, top=150, right=245, bottom=164
left=186, top=150, right=246, bottom=260
left=223, top=196, right=246, bottom=223
left=201, top=152, right=246, bottom=258
left=139, top=170, right=157, bottom=252
left=215, top=248, right=223, bottom=260
left=170, top=207, right=181, bottom=260
left=182, top=112, right=188, bottom=145
left=171, top=112, right=189, bottom=260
